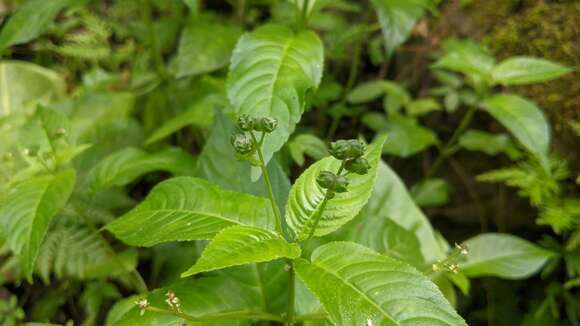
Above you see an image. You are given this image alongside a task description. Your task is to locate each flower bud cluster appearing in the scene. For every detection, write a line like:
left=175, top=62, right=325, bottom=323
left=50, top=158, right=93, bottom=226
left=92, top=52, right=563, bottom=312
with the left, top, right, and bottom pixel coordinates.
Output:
left=316, top=139, right=371, bottom=195
left=231, top=115, right=278, bottom=155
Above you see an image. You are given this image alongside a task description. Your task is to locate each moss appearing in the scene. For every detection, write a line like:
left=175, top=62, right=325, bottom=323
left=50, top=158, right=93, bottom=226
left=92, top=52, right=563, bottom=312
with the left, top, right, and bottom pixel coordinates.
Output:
left=482, top=3, right=580, bottom=125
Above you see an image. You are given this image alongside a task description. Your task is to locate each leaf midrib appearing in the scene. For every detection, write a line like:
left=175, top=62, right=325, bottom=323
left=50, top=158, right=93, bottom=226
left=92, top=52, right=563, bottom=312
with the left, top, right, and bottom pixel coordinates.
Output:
left=311, top=260, right=400, bottom=325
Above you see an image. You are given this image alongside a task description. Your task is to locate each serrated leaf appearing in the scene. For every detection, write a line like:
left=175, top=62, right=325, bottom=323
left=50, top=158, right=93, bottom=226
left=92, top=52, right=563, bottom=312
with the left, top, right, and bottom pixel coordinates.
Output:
left=112, top=277, right=259, bottom=326
left=294, top=242, right=467, bottom=325
left=170, top=13, right=242, bottom=78
left=0, top=0, right=83, bottom=51
left=0, top=61, right=65, bottom=116
left=86, top=147, right=196, bottom=192
left=484, top=94, right=550, bottom=170
left=461, top=233, right=555, bottom=279
left=0, top=170, right=76, bottom=280
left=106, top=177, right=276, bottom=247
left=182, top=226, right=300, bottom=277
left=227, top=24, right=324, bottom=169
left=370, top=0, right=430, bottom=55
left=286, top=135, right=387, bottom=240
left=492, top=57, right=572, bottom=86
left=362, top=113, right=438, bottom=157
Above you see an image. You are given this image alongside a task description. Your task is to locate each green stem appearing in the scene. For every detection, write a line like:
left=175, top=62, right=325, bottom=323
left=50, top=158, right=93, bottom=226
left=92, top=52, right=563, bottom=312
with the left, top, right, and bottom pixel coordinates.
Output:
left=145, top=307, right=283, bottom=322
left=141, top=0, right=167, bottom=80
left=286, top=261, right=296, bottom=326
left=426, top=106, right=477, bottom=178
left=249, top=132, right=284, bottom=236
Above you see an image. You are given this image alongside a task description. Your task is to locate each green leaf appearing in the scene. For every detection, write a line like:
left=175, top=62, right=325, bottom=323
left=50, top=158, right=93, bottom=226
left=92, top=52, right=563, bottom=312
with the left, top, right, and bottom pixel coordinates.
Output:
left=0, top=61, right=65, bottom=116
left=288, top=134, right=328, bottom=166
left=286, top=135, right=387, bottom=240
left=433, top=39, right=495, bottom=80
left=197, top=110, right=291, bottom=212
left=106, top=177, right=276, bottom=247
left=492, top=57, right=572, bottom=86
left=145, top=94, right=223, bottom=145
left=362, top=113, right=438, bottom=157
left=459, top=129, right=521, bottom=158
left=112, top=277, right=259, bottom=326
left=294, top=242, right=467, bottom=325
left=0, top=0, right=83, bottom=51
left=484, top=95, right=550, bottom=170
left=365, top=161, right=445, bottom=262
left=461, top=233, right=555, bottom=279
left=406, top=98, right=441, bottom=116
left=0, top=170, right=76, bottom=280
left=170, top=13, right=242, bottom=78
left=86, top=147, right=196, bottom=192
left=227, top=24, right=324, bottom=168
left=410, top=178, right=450, bottom=208
left=182, top=226, right=300, bottom=277
left=370, top=0, right=430, bottom=56
left=346, top=80, right=387, bottom=103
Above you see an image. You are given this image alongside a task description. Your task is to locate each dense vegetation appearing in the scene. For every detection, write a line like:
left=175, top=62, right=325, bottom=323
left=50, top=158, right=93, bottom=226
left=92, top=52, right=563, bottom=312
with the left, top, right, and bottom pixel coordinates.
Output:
left=0, top=0, right=578, bottom=325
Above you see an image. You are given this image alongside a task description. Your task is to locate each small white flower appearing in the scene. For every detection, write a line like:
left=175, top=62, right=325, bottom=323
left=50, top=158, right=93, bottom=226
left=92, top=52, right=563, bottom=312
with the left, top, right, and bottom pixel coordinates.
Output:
left=367, top=319, right=373, bottom=326
left=135, top=298, right=149, bottom=316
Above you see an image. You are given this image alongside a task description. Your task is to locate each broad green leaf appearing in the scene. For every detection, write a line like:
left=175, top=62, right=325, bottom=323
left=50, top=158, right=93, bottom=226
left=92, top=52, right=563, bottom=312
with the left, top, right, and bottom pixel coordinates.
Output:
left=86, top=147, right=196, bottom=192
left=294, top=242, right=467, bottom=325
left=366, top=161, right=445, bottom=262
left=0, top=0, right=83, bottom=51
left=433, top=39, right=495, bottom=80
left=288, top=134, right=328, bottom=166
left=197, top=110, right=291, bottom=212
left=345, top=217, right=425, bottom=268
left=227, top=24, right=324, bottom=169
left=461, top=233, right=555, bottom=279
left=492, top=57, right=572, bottom=86
left=0, top=170, right=76, bottom=280
left=363, top=113, right=438, bottom=157
left=145, top=94, right=223, bottom=145
left=170, top=13, right=242, bottom=78
left=346, top=80, right=387, bottom=103
left=410, top=178, right=450, bottom=208
left=459, top=129, right=521, bottom=158
left=0, top=61, right=65, bottom=116
left=112, top=277, right=258, bottom=326
left=182, top=226, right=300, bottom=277
left=484, top=95, right=550, bottom=170
left=370, top=0, right=430, bottom=55
left=106, top=177, right=276, bottom=247
left=286, top=135, right=387, bottom=240
left=406, top=98, right=441, bottom=116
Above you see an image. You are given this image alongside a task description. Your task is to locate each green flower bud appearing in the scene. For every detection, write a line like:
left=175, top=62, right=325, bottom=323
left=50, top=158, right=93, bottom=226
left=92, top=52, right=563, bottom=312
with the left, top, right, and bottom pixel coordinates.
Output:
left=316, top=171, right=349, bottom=193
left=237, top=114, right=254, bottom=132
left=345, top=157, right=370, bottom=175
left=254, top=117, right=278, bottom=133
left=230, top=133, right=254, bottom=154
left=346, top=139, right=366, bottom=159
left=329, top=140, right=350, bottom=160
left=330, top=139, right=366, bottom=160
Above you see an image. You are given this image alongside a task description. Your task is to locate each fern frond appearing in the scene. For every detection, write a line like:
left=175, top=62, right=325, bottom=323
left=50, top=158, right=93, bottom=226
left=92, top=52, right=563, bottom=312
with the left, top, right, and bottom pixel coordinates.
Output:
left=539, top=199, right=580, bottom=234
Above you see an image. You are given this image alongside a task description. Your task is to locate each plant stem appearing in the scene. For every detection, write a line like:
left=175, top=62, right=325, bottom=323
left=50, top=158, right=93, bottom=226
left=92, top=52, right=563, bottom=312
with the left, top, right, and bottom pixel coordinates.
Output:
left=145, top=307, right=284, bottom=322
left=426, top=106, right=477, bottom=178
left=286, top=261, right=296, bottom=326
left=141, top=0, right=167, bottom=80
left=249, top=132, right=284, bottom=236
